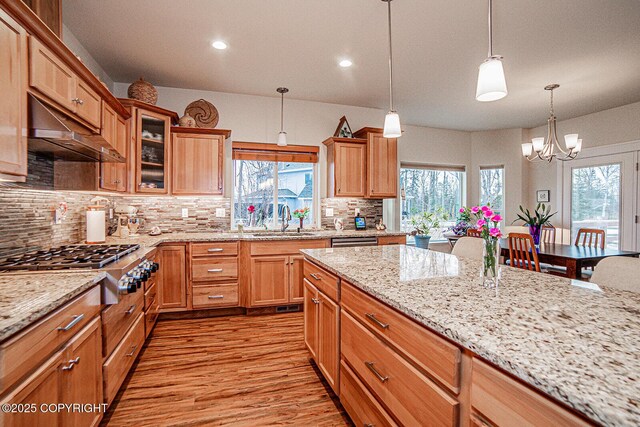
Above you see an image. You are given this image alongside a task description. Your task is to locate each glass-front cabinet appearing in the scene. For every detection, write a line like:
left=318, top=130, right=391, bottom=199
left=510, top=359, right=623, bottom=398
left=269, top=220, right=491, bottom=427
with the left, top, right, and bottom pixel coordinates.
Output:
left=137, top=110, right=170, bottom=193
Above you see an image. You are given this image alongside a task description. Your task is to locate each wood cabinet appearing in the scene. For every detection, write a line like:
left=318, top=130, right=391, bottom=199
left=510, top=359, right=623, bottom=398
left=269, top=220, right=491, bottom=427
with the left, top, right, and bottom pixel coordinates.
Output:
left=22, top=0, right=61, bottom=37
left=304, top=279, right=340, bottom=394
left=0, top=9, right=28, bottom=182
left=355, top=128, right=398, bottom=198
left=246, top=240, right=327, bottom=308
left=1, top=316, right=103, bottom=427
left=29, top=37, right=102, bottom=131
left=377, top=235, right=407, bottom=246
left=158, top=245, right=187, bottom=310
left=172, top=127, right=230, bottom=195
left=323, top=137, right=367, bottom=198
left=100, top=103, right=128, bottom=192
left=190, top=242, right=239, bottom=310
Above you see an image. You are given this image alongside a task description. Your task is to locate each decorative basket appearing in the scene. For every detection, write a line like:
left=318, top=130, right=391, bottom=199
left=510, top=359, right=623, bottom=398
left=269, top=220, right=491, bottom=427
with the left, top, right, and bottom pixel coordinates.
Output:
left=127, top=78, right=158, bottom=105
left=185, top=99, right=219, bottom=128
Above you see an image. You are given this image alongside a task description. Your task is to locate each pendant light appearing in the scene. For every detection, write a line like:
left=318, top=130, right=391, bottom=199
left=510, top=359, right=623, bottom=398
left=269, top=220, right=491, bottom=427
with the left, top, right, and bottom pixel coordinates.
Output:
left=277, top=87, right=289, bottom=146
left=382, top=0, right=401, bottom=138
left=521, top=84, right=581, bottom=162
left=475, top=0, right=507, bottom=102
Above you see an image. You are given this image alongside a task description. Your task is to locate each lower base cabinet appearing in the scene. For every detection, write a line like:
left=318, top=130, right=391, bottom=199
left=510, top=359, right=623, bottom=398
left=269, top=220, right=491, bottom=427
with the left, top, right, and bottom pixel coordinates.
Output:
left=158, top=245, right=187, bottom=310
left=303, top=278, right=339, bottom=394
left=1, top=317, right=103, bottom=427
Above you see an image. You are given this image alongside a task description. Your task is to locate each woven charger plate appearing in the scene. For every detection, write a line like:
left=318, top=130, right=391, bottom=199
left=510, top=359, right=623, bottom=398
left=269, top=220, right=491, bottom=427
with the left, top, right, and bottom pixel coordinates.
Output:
left=184, top=99, right=219, bottom=128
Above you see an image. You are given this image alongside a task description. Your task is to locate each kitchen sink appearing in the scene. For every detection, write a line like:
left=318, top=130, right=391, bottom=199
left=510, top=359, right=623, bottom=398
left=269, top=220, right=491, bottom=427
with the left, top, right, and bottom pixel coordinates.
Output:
left=247, top=231, right=318, bottom=237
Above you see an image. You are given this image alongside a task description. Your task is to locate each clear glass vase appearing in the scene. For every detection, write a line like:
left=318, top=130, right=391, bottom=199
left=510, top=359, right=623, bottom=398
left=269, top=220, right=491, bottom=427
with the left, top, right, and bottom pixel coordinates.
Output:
left=482, top=237, right=500, bottom=288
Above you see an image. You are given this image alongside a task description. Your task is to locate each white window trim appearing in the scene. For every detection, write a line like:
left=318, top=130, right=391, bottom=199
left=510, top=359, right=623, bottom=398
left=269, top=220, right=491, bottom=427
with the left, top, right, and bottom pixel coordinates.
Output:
left=479, top=165, right=505, bottom=214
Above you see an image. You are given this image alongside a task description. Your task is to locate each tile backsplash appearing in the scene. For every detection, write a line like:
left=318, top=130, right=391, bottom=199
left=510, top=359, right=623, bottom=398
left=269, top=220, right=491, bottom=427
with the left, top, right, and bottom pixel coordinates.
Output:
left=320, top=198, right=383, bottom=230
left=0, top=186, right=231, bottom=258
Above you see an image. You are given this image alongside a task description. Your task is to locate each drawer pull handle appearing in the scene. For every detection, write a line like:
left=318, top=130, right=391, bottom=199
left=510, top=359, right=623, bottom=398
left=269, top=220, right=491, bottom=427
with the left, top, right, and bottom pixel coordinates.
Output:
left=207, top=248, right=224, bottom=252
left=57, top=314, right=84, bottom=332
left=125, top=345, right=138, bottom=357
left=311, top=297, right=320, bottom=304
left=309, top=273, right=321, bottom=280
left=365, top=361, right=388, bottom=383
left=208, top=268, right=223, bottom=273
left=72, top=97, right=84, bottom=105
left=125, top=305, right=136, bottom=315
left=364, top=424, right=375, bottom=427
left=365, top=313, right=389, bottom=330
left=61, top=356, right=80, bottom=371
left=208, top=295, right=224, bottom=299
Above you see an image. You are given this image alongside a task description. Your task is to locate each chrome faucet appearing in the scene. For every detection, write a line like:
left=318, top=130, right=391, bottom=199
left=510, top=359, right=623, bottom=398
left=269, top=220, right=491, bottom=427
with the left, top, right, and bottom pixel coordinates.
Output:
left=280, top=205, right=291, bottom=232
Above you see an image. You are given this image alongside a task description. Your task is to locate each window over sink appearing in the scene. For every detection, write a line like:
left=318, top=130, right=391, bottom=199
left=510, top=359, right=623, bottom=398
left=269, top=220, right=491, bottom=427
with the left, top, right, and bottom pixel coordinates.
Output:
left=232, top=143, right=319, bottom=230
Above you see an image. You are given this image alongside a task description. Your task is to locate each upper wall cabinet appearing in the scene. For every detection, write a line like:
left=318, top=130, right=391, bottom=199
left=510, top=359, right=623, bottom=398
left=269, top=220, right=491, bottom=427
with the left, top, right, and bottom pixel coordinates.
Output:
left=171, top=127, right=231, bottom=196
left=119, top=99, right=178, bottom=194
left=323, top=137, right=367, bottom=198
left=354, top=127, right=398, bottom=198
left=100, top=103, right=128, bottom=192
left=29, top=37, right=101, bottom=131
left=22, top=0, right=61, bottom=37
left=0, top=9, right=28, bottom=181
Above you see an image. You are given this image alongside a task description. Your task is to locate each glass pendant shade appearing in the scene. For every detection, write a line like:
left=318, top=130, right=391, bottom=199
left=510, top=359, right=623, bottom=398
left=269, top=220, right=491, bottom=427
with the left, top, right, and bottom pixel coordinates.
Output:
left=277, top=131, right=287, bottom=146
left=383, top=112, right=402, bottom=138
left=574, top=139, right=583, bottom=153
left=521, top=143, right=533, bottom=157
left=476, top=57, right=508, bottom=102
left=564, top=133, right=578, bottom=150
left=531, top=137, right=545, bottom=153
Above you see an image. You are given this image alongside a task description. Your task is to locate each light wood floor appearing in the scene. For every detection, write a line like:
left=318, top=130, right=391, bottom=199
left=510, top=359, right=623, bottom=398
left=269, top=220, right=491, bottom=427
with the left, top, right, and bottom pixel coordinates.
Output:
left=102, top=313, right=351, bottom=426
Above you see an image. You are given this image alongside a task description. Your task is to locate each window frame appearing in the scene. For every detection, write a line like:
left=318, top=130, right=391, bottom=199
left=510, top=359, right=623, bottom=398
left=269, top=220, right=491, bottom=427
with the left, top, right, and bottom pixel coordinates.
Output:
left=399, top=163, right=467, bottom=243
left=479, top=165, right=505, bottom=215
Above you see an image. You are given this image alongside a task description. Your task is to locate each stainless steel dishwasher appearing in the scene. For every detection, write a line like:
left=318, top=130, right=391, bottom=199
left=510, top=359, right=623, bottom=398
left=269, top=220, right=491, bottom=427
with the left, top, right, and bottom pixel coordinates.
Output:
left=330, top=236, right=378, bottom=248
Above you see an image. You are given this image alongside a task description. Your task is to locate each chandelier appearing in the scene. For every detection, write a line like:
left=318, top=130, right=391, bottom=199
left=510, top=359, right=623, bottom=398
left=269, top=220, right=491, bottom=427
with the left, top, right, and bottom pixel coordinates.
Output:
left=521, top=84, right=581, bottom=162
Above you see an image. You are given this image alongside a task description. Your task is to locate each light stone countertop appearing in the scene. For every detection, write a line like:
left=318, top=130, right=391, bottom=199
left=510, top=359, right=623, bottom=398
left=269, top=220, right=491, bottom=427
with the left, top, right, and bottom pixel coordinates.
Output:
left=105, top=229, right=407, bottom=248
left=301, top=245, right=640, bottom=426
left=0, top=271, right=105, bottom=342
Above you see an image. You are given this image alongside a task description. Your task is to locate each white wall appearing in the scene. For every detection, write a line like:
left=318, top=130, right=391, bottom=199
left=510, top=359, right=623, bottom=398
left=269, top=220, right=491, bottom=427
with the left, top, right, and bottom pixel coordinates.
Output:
left=470, top=128, right=528, bottom=223
left=62, top=25, right=114, bottom=91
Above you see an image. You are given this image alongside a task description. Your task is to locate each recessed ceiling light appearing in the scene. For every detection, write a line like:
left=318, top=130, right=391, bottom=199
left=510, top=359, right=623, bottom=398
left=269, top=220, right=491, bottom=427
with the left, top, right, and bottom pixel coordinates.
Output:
left=212, top=41, right=228, bottom=50
left=339, top=59, right=353, bottom=68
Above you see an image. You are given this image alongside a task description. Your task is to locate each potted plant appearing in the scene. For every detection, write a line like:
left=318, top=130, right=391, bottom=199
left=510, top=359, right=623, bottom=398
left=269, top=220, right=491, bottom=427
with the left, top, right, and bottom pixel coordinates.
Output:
left=512, top=203, right=556, bottom=246
left=448, top=206, right=474, bottom=236
left=410, top=208, right=447, bottom=249
left=292, top=207, right=310, bottom=229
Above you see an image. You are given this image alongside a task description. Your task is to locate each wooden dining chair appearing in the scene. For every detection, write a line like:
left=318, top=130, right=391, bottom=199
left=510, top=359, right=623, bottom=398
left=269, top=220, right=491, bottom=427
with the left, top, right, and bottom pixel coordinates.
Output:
left=541, top=225, right=556, bottom=244
left=591, top=257, right=640, bottom=293
left=466, top=228, right=482, bottom=238
left=575, top=228, right=606, bottom=249
left=508, top=233, right=541, bottom=272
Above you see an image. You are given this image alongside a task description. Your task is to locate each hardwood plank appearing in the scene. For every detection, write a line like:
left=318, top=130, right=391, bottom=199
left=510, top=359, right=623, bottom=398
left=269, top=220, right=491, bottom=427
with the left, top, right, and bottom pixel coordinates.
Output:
left=102, top=313, right=351, bottom=426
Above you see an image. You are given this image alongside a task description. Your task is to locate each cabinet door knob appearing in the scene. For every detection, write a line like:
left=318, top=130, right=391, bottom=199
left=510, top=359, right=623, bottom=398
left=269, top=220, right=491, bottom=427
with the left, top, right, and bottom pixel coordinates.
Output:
left=72, top=98, right=84, bottom=105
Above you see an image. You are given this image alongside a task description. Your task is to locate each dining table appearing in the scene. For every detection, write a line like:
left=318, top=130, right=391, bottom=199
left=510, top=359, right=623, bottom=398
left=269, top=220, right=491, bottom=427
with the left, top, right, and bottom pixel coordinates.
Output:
left=499, top=240, right=640, bottom=279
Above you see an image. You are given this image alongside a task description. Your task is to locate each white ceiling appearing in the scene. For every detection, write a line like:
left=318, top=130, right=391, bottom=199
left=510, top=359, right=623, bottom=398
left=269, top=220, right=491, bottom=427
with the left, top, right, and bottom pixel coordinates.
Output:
left=62, top=0, right=640, bottom=131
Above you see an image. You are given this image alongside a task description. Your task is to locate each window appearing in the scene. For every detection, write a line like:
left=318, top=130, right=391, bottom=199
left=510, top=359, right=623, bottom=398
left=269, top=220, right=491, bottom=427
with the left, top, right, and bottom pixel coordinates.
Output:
left=480, top=166, right=504, bottom=215
left=400, top=164, right=466, bottom=240
left=232, top=143, right=318, bottom=229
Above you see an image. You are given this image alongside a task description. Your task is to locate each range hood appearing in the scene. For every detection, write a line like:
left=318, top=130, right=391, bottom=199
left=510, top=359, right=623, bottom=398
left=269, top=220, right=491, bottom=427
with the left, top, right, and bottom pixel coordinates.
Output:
left=27, top=94, right=125, bottom=163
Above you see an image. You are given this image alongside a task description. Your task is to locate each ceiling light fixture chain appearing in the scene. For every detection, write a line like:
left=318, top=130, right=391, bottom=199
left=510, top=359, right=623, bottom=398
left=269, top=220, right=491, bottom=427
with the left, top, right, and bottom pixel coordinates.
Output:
left=488, top=0, right=493, bottom=58
left=382, top=0, right=402, bottom=138
left=521, top=84, right=581, bottom=162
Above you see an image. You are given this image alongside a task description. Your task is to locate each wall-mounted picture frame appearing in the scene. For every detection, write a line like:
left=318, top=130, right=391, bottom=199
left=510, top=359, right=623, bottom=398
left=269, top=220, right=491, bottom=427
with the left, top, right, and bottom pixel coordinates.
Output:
left=333, top=115, right=353, bottom=138
left=536, top=190, right=550, bottom=203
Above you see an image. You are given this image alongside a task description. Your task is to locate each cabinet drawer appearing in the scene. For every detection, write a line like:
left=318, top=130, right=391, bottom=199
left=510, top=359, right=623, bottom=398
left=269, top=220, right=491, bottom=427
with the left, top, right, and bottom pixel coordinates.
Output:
left=144, top=299, right=159, bottom=339
left=144, top=282, right=157, bottom=311
left=249, top=239, right=326, bottom=256
left=103, top=313, right=144, bottom=405
left=342, top=281, right=461, bottom=393
left=101, top=289, right=144, bottom=357
left=340, top=360, right=398, bottom=427
left=192, top=283, right=238, bottom=308
left=192, top=257, right=238, bottom=281
left=341, top=310, right=458, bottom=427
left=303, top=260, right=339, bottom=302
left=470, top=359, right=590, bottom=427
left=0, top=285, right=101, bottom=395
left=191, top=242, right=238, bottom=257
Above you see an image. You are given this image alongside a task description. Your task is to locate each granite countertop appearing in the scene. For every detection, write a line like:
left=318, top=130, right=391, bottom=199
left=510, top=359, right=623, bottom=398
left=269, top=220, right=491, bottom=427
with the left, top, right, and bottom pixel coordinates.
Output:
left=301, top=245, right=640, bottom=426
left=106, top=229, right=407, bottom=248
left=0, top=271, right=105, bottom=342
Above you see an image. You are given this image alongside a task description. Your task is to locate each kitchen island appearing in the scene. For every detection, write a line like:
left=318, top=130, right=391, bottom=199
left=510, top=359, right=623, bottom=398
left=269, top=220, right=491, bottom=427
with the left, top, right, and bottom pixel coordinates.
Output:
left=301, top=245, right=640, bottom=426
